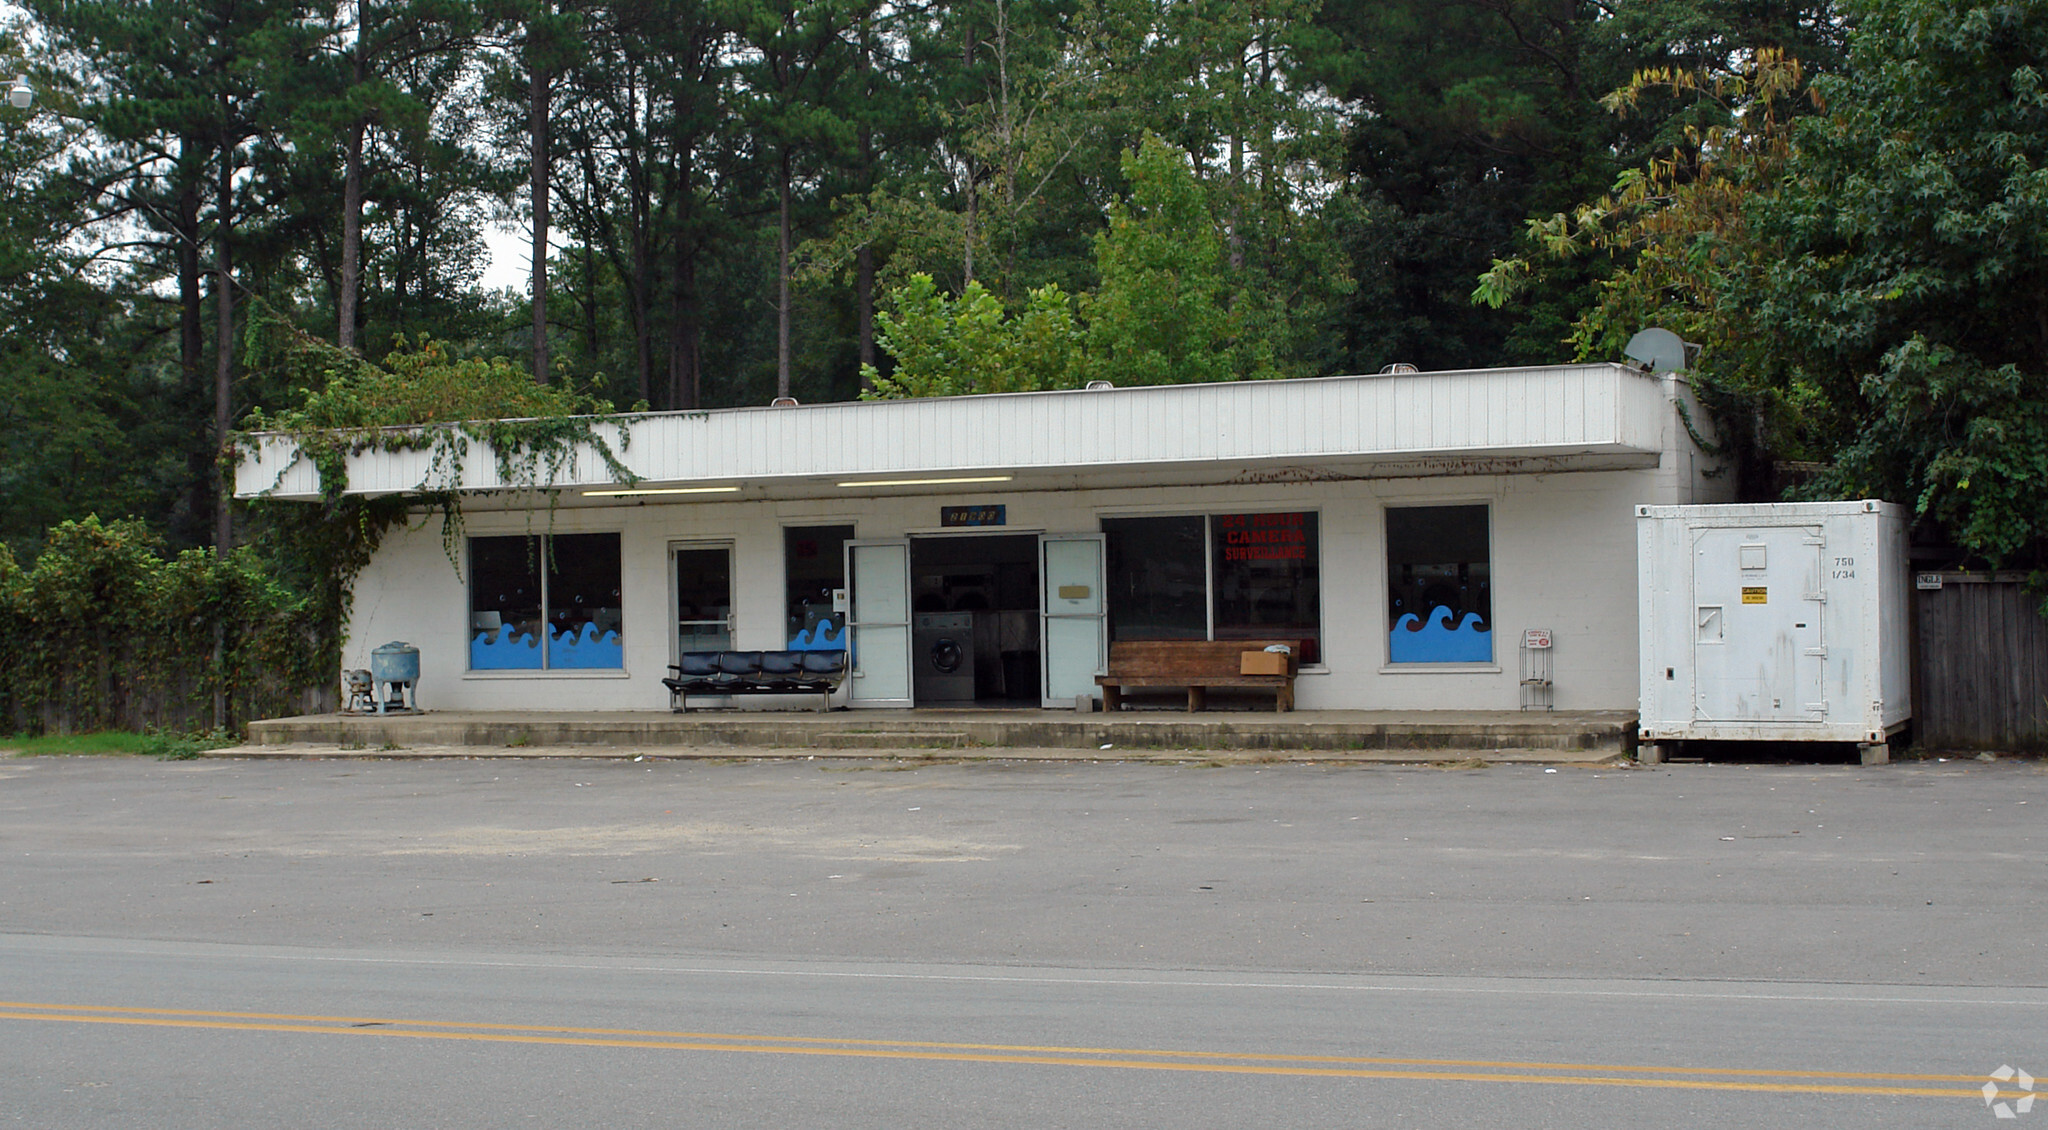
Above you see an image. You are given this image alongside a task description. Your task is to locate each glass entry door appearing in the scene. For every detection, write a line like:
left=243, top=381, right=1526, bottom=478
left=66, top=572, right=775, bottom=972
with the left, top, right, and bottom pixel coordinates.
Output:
left=1040, top=535, right=1106, bottom=707
left=845, top=540, right=912, bottom=707
left=672, top=543, right=733, bottom=656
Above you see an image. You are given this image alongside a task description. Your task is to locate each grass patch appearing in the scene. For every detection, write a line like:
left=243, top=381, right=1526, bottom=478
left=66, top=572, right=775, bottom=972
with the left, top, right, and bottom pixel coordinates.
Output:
left=3, top=729, right=241, bottom=759
left=2, top=731, right=153, bottom=757
left=140, top=728, right=239, bottom=761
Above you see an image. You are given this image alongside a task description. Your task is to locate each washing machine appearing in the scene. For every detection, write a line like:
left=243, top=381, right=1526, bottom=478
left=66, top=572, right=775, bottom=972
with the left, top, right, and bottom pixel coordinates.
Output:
left=912, top=611, right=976, bottom=703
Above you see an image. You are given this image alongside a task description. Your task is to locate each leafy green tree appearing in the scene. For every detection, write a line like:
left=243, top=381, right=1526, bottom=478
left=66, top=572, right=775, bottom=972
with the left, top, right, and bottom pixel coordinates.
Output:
left=1738, top=0, right=2048, bottom=565
left=522, top=0, right=594, bottom=386
left=1143, top=0, right=1353, bottom=378
left=28, top=0, right=222, bottom=386
left=797, top=0, right=1093, bottom=348
left=1081, top=134, right=1276, bottom=385
left=1308, top=0, right=1608, bottom=370
left=861, top=272, right=1081, bottom=397
left=0, top=32, right=184, bottom=557
left=723, top=0, right=871, bottom=399
left=1472, top=48, right=1816, bottom=494
left=1313, top=0, right=1845, bottom=372
left=1474, top=0, right=2048, bottom=567
left=869, top=134, right=1301, bottom=394
left=545, top=0, right=740, bottom=410
left=284, top=0, right=487, bottom=352
left=24, top=0, right=314, bottom=552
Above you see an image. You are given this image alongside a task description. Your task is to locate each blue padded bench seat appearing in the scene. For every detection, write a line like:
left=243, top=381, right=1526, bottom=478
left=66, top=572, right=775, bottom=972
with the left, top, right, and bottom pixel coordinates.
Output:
left=663, top=649, right=848, bottom=713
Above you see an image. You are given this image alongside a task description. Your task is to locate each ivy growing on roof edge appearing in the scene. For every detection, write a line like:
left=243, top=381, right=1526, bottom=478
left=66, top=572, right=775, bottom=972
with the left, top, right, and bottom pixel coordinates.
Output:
left=234, top=300, right=642, bottom=571
left=226, top=303, right=642, bottom=697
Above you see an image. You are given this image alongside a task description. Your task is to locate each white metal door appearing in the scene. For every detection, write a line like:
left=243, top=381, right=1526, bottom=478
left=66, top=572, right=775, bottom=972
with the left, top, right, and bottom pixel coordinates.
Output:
left=1040, top=535, right=1106, bottom=707
left=845, top=540, right=913, bottom=707
left=1693, top=527, right=1827, bottom=721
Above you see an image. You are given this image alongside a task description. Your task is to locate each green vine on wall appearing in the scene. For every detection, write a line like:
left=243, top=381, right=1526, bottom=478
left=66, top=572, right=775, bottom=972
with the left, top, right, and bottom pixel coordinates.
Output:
left=236, top=302, right=641, bottom=575
left=225, top=303, right=642, bottom=696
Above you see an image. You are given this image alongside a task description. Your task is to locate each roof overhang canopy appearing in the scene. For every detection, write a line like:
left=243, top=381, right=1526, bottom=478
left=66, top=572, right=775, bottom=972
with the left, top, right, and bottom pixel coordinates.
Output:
left=235, top=363, right=1684, bottom=507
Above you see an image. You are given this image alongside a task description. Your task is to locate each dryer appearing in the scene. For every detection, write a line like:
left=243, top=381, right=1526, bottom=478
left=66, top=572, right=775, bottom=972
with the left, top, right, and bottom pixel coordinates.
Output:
left=912, top=611, right=976, bottom=703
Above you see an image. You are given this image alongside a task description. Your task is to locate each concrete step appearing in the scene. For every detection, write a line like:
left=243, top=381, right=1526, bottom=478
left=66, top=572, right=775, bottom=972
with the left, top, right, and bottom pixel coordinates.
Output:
left=245, top=709, right=1637, bottom=759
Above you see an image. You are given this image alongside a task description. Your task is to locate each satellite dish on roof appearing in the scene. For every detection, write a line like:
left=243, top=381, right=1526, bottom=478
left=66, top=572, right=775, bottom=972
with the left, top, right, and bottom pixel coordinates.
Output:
left=1624, top=327, right=1692, bottom=373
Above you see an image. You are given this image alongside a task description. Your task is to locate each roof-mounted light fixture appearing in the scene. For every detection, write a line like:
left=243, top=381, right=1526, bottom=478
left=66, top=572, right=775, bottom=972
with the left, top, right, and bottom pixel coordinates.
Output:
left=581, top=485, right=740, bottom=498
left=836, top=475, right=1012, bottom=489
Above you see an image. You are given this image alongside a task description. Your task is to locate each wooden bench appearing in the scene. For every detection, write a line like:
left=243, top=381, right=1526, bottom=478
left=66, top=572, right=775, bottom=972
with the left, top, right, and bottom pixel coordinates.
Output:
left=1095, top=639, right=1302, bottom=712
left=663, top=649, right=848, bottom=713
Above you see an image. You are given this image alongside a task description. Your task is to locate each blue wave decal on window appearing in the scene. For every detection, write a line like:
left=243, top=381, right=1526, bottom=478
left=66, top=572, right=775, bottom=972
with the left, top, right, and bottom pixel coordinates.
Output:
left=471, top=627, right=543, bottom=669
left=552, top=622, right=624, bottom=669
left=1390, top=606, right=1492, bottom=663
left=788, top=617, right=847, bottom=651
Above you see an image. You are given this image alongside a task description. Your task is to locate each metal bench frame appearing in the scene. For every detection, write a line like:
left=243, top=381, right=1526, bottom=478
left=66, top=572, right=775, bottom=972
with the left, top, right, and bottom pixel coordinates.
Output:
left=663, top=649, right=848, bottom=713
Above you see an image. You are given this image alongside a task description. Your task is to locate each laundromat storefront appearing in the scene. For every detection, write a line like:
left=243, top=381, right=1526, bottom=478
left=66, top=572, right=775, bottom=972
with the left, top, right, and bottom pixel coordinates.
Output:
left=234, top=362, right=1728, bottom=713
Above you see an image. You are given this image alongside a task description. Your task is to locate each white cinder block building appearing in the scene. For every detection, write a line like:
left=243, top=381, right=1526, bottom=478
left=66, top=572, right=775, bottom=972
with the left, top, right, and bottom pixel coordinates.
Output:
left=235, top=363, right=1731, bottom=712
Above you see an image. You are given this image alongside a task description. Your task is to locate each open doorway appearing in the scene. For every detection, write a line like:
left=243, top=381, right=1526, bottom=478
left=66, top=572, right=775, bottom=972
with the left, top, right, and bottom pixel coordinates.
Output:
left=908, top=534, right=1040, bottom=706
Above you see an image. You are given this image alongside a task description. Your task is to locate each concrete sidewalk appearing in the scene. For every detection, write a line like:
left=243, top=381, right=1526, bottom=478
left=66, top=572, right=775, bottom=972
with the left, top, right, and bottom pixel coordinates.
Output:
left=223, top=744, right=1628, bottom=764
left=239, top=707, right=1639, bottom=764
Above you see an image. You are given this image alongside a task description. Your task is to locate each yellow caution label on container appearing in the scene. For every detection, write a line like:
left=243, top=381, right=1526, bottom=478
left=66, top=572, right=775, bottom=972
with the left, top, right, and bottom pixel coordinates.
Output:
left=1741, top=586, right=1768, bottom=604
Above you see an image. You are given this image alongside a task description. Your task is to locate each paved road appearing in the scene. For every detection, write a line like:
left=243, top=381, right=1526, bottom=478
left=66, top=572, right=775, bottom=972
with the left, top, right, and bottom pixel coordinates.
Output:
left=2, top=755, right=2042, bottom=1127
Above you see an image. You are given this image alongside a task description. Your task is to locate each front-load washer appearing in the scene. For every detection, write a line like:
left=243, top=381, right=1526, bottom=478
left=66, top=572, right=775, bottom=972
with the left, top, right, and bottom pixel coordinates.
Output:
left=912, top=611, right=976, bottom=703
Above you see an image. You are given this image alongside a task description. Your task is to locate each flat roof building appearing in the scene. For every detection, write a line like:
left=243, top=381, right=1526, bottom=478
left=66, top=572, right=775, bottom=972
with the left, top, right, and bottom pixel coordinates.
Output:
left=235, top=362, right=1729, bottom=713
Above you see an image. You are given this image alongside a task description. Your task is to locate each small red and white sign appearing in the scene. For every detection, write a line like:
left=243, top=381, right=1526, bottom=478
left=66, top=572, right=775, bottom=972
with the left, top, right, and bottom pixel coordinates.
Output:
left=1522, top=629, right=1552, bottom=649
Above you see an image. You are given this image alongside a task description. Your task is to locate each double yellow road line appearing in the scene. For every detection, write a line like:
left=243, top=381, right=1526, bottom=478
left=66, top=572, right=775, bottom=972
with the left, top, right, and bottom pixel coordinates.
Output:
left=0, top=999, right=1983, bottom=1100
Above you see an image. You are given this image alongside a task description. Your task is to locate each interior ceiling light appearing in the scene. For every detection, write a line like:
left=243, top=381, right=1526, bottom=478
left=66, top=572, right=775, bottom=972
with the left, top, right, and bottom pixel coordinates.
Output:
left=581, top=485, right=740, bottom=497
left=836, top=475, right=1013, bottom=488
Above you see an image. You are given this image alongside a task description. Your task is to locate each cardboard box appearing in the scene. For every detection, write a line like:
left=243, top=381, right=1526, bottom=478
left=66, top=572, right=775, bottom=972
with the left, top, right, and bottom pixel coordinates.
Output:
left=1240, top=650, right=1289, bottom=676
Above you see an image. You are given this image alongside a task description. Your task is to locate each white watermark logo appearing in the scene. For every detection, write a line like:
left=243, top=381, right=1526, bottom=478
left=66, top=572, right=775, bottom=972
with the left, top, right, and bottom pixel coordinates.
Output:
left=1985, top=1066, right=2036, bottom=1119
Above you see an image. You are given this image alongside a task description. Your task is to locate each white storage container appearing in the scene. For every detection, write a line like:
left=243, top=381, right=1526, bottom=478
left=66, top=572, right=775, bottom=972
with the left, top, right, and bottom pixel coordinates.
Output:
left=1637, top=501, right=1911, bottom=761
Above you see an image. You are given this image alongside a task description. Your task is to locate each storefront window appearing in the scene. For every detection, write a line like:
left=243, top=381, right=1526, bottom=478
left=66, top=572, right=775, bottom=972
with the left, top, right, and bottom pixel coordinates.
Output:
left=470, top=536, right=543, bottom=669
left=1104, top=512, right=1321, bottom=662
left=1104, top=516, right=1208, bottom=641
left=1386, top=505, right=1491, bottom=662
left=547, top=533, right=623, bottom=668
left=785, top=525, right=854, bottom=649
left=1212, top=512, right=1320, bottom=663
left=469, top=533, right=622, bottom=670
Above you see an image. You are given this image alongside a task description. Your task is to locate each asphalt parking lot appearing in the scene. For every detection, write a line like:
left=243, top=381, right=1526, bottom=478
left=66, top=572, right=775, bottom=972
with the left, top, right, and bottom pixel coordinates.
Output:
left=2, top=753, right=2041, bottom=1129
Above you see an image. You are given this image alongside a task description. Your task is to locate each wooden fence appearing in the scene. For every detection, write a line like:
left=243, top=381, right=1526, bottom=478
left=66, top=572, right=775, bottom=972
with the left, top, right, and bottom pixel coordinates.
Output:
left=1913, top=572, right=2048, bottom=750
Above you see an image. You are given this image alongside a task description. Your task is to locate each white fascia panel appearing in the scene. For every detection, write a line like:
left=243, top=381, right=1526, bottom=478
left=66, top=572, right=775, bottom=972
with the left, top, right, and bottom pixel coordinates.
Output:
left=234, top=363, right=1674, bottom=501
